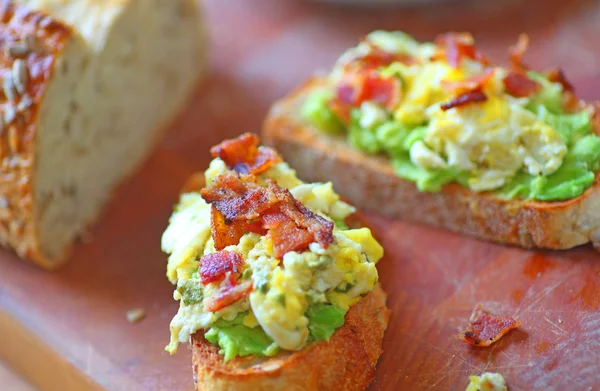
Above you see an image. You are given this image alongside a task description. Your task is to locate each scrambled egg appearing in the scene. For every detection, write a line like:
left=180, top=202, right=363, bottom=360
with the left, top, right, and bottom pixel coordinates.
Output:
left=331, top=31, right=569, bottom=192
left=466, top=372, right=508, bottom=391
left=424, top=92, right=567, bottom=190
left=162, top=159, right=383, bottom=353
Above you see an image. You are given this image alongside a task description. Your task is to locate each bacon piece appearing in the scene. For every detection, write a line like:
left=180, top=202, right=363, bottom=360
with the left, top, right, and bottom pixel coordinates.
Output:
left=509, top=33, right=530, bottom=71
left=346, top=40, right=417, bottom=71
left=587, top=102, right=600, bottom=136
left=201, top=171, right=334, bottom=258
left=360, top=73, right=402, bottom=109
left=503, top=71, right=540, bottom=97
left=441, top=68, right=495, bottom=95
left=457, top=305, right=521, bottom=347
left=328, top=98, right=352, bottom=124
left=199, top=250, right=244, bottom=285
left=334, top=72, right=401, bottom=111
left=202, top=172, right=270, bottom=221
left=440, top=90, right=487, bottom=111
left=202, top=174, right=261, bottom=250
left=210, top=133, right=282, bottom=175
left=210, top=206, right=247, bottom=250
left=262, top=212, right=313, bottom=258
left=245, top=220, right=267, bottom=235
left=204, top=275, right=253, bottom=313
left=289, top=197, right=334, bottom=246
left=545, top=68, right=575, bottom=93
left=435, top=32, right=488, bottom=68
left=329, top=70, right=402, bottom=125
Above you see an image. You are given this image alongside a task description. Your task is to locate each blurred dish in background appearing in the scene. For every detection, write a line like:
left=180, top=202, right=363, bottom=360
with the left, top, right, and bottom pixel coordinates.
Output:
left=309, top=0, right=457, bottom=6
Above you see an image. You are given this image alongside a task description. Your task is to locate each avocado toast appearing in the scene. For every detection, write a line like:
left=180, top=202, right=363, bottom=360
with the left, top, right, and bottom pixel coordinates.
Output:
left=162, top=134, right=389, bottom=390
left=264, top=31, right=600, bottom=250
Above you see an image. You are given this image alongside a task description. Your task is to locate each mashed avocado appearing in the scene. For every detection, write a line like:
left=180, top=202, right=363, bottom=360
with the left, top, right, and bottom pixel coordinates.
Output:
left=303, top=31, right=600, bottom=201
left=162, top=157, right=383, bottom=360
left=204, top=312, right=279, bottom=361
left=306, top=303, right=346, bottom=341
left=205, top=303, right=347, bottom=361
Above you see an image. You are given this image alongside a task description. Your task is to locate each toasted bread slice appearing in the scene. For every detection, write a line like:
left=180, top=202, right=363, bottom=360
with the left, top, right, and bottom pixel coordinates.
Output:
left=264, top=79, right=600, bottom=251
left=190, top=283, right=389, bottom=391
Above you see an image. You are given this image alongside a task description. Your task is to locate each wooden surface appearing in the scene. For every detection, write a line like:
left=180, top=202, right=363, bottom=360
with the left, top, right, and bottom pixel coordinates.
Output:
left=2, top=0, right=600, bottom=390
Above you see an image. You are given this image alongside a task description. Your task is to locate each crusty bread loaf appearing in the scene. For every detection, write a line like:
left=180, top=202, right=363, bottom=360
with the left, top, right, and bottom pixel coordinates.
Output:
left=0, top=0, right=205, bottom=268
left=191, top=283, right=389, bottom=391
left=264, top=79, right=600, bottom=251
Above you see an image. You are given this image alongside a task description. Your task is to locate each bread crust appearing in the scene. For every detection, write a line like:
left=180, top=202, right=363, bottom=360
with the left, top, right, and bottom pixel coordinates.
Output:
left=0, top=0, right=206, bottom=268
left=263, top=78, right=600, bottom=250
left=0, top=1, right=72, bottom=268
left=191, top=283, right=389, bottom=391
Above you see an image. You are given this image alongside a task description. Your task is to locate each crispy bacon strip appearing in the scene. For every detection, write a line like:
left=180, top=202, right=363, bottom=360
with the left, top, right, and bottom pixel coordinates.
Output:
left=457, top=305, right=521, bottom=347
left=545, top=68, right=575, bottom=93
left=210, top=133, right=282, bottom=175
left=503, top=71, right=540, bottom=97
left=210, top=205, right=247, bottom=250
left=262, top=212, right=313, bottom=258
left=440, top=90, right=487, bottom=111
left=435, top=32, right=489, bottom=68
left=289, top=197, right=334, bottom=246
left=204, top=274, right=253, bottom=313
left=441, top=68, right=495, bottom=95
left=199, top=250, right=244, bottom=285
left=201, top=171, right=334, bottom=258
left=509, top=33, right=530, bottom=71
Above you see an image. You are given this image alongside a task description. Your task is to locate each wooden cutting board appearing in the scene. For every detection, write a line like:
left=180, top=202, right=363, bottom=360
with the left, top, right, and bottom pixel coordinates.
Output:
left=1, top=0, right=600, bottom=390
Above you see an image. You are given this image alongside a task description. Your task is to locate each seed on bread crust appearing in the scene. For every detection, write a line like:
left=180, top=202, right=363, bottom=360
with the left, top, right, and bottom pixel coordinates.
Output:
left=12, top=59, right=28, bottom=94
left=24, top=34, right=39, bottom=53
left=6, top=41, right=29, bottom=58
left=3, top=105, right=15, bottom=124
left=3, top=74, right=16, bottom=101
left=8, top=123, right=19, bottom=153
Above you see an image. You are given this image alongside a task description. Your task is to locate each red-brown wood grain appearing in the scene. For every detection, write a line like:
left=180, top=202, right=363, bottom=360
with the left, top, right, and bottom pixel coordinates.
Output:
left=1, top=0, right=600, bottom=390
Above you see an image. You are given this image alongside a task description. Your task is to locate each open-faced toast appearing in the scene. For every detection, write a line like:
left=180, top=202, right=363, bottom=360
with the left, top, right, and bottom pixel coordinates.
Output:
left=263, top=32, right=600, bottom=251
left=162, top=134, right=389, bottom=390
left=191, top=283, right=389, bottom=391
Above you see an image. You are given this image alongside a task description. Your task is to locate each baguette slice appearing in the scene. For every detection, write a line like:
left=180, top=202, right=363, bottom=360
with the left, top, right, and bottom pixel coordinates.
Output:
left=0, top=0, right=205, bottom=268
left=264, top=78, right=600, bottom=251
left=191, top=283, right=389, bottom=391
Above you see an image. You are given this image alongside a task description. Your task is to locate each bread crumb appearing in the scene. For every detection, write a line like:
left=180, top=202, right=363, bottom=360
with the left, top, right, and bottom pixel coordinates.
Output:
left=127, top=308, right=146, bottom=324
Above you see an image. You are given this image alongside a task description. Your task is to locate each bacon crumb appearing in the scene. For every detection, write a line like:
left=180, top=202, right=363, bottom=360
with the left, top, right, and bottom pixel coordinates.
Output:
left=262, top=212, right=314, bottom=258
left=204, top=275, right=253, bottom=313
left=435, top=32, right=489, bottom=68
left=210, top=132, right=282, bottom=175
left=457, top=305, right=521, bottom=347
left=509, top=33, right=530, bottom=71
left=348, top=40, right=417, bottom=70
left=545, top=68, right=575, bottom=93
left=333, top=71, right=401, bottom=114
left=199, top=250, right=244, bottom=285
left=441, top=90, right=487, bottom=111
left=441, top=68, right=495, bottom=95
left=503, top=71, right=541, bottom=97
